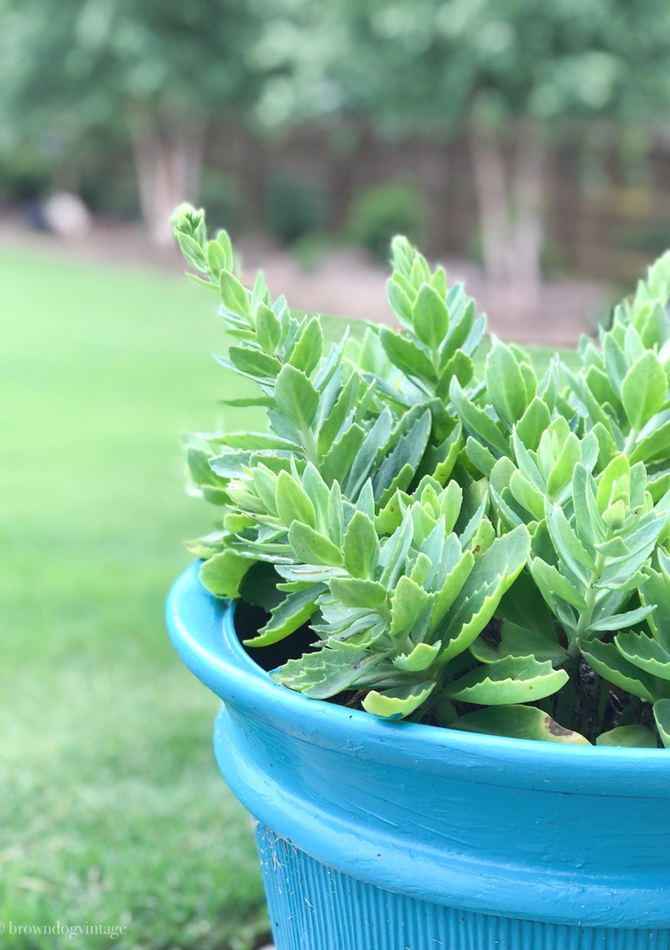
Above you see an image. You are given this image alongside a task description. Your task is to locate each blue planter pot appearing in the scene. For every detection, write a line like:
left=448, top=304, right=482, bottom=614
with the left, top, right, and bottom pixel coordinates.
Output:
left=167, top=563, right=670, bottom=949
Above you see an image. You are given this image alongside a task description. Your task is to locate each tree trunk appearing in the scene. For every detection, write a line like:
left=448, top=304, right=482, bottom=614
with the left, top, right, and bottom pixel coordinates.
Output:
left=509, top=121, right=545, bottom=320
left=128, top=106, right=206, bottom=246
left=469, top=120, right=546, bottom=324
left=468, top=123, right=510, bottom=285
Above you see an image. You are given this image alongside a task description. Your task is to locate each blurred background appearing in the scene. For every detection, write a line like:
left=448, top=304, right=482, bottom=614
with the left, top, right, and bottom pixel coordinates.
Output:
left=2, top=1, right=670, bottom=949
left=3, top=0, right=670, bottom=341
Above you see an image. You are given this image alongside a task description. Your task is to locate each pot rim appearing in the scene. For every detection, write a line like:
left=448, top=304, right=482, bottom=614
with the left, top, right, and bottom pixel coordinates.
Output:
left=167, top=562, right=670, bottom=789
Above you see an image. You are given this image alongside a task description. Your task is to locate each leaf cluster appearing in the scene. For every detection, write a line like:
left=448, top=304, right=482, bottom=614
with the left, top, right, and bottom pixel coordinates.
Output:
left=175, top=204, right=670, bottom=748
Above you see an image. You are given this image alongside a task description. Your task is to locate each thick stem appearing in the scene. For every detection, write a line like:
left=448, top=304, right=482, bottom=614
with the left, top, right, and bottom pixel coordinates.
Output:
left=571, top=551, right=606, bottom=656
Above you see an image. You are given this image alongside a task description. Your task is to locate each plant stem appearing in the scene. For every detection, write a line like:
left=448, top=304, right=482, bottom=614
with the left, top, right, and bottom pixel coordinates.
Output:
left=624, top=427, right=638, bottom=456
left=570, top=550, right=606, bottom=657
left=302, top=428, right=319, bottom=467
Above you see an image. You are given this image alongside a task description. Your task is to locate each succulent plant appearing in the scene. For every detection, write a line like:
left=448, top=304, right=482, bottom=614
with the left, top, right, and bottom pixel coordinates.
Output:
left=174, top=203, right=670, bottom=747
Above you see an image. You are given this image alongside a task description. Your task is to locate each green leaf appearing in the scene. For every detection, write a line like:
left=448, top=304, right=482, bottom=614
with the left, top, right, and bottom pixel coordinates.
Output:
left=274, top=364, right=319, bottom=431
left=417, top=423, right=462, bottom=486
left=596, top=725, right=658, bottom=748
left=495, top=566, right=557, bottom=636
left=199, top=550, right=252, bottom=599
left=302, top=463, right=330, bottom=534
left=207, top=239, right=228, bottom=275
left=545, top=503, right=595, bottom=583
left=615, top=630, right=670, bottom=680
left=640, top=568, right=670, bottom=652
left=530, top=558, right=588, bottom=612
left=343, top=511, right=379, bottom=579
left=444, top=655, right=568, bottom=705
left=630, top=417, right=670, bottom=466
left=329, top=577, right=387, bottom=608
left=515, top=397, right=551, bottom=452
left=238, top=562, right=283, bottom=611
left=587, top=604, right=656, bottom=632
left=317, top=372, right=362, bottom=457
left=572, top=463, right=606, bottom=546
left=392, top=642, right=440, bottom=672
left=379, top=326, right=436, bottom=382
left=390, top=576, right=433, bottom=638
left=321, top=425, right=367, bottom=485
left=176, top=232, right=208, bottom=270
left=439, top=574, right=508, bottom=664
left=387, top=277, right=413, bottom=322
left=245, top=585, right=325, bottom=647
left=221, top=396, right=275, bottom=408
left=216, top=229, right=233, bottom=268
left=449, top=378, right=509, bottom=456
left=220, top=270, right=250, bottom=315
left=288, top=522, right=343, bottom=566
left=596, top=454, right=630, bottom=514
left=546, top=433, right=582, bottom=503
left=509, top=470, right=544, bottom=521
left=412, top=283, right=449, bottom=349
left=373, top=410, right=432, bottom=501
left=217, top=432, right=298, bottom=451
left=466, top=437, right=497, bottom=477
left=255, top=302, right=281, bottom=354
left=274, top=645, right=375, bottom=699
left=362, top=681, right=436, bottom=720
left=579, top=639, right=659, bottom=703
left=470, top=620, right=567, bottom=665
left=485, top=342, right=527, bottom=428
left=436, top=351, right=474, bottom=399
left=275, top=470, right=316, bottom=528
left=603, top=333, right=628, bottom=394
left=450, top=705, right=590, bottom=744
left=229, top=346, right=280, bottom=378
left=621, top=350, right=667, bottom=433
left=289, top=316, right=323, bottom=375
left=653, top=699, right=670, bottom=748
left=592, top=422, right=619, bottom=471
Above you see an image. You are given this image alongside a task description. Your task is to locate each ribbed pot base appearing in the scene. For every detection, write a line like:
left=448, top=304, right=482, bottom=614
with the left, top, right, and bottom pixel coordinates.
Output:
left=256, top=824, right=669, bottom=950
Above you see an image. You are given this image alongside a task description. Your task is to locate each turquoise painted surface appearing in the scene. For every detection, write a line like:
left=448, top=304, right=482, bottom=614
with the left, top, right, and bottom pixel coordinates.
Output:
left=257, top=825, right=670, bottom=950
left=167, top=563, right=670, bottom=937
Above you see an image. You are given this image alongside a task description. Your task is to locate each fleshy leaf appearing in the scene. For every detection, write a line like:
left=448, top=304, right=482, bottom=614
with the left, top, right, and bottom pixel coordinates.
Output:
left=274, top=364, right=319, bottom=431
left=288, top=523, right=343, bottom=566
left=362, top=681, right=436, bottom=720
left=579, top=639, right=659, bottom=703
left=621, top=350, right=667, bottom=434
left=444, top=655, right=568, bottom=705
left=246, top=585, right=326, bottom=646
left=450, top=704, right=590, bottom=744
left=615, top=630, right=670, bottom=680
left=199, top=550, right=252, bottom=598
left=596, top=725, right=658, bottom=748
left=653, top=699, right=670, bottom=748
left=392, top=642, right=440, bottom=672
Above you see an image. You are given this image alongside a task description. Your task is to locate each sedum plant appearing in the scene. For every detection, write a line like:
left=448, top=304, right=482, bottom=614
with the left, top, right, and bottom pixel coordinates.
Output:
left=173, top=203, right=670, bottom=748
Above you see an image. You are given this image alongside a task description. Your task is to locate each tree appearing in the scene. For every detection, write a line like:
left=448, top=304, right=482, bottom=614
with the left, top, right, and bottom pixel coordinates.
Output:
left=253, top=0, right=660, bottom=316
left=0, top=0, right=264, bottom=243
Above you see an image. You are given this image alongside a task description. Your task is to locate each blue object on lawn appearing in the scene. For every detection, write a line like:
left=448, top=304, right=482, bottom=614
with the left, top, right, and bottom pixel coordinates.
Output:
left=167, top=562, right=670, bottom=949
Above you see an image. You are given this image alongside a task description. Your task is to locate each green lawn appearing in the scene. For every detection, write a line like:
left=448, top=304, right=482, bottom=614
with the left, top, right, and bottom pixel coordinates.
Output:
left=0, top=250, right=270, bottom=950
left=0, top=246, right=579, bottom=950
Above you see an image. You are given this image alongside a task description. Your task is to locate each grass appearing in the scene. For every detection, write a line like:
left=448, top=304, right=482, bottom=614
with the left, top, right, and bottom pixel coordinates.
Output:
left=0, top=244, right=580, bottom=950
left=0, top=250, right=270, bottom=950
